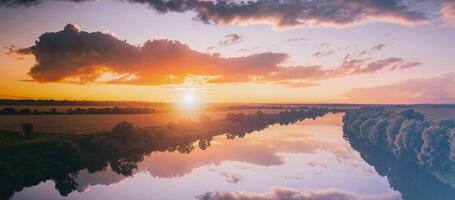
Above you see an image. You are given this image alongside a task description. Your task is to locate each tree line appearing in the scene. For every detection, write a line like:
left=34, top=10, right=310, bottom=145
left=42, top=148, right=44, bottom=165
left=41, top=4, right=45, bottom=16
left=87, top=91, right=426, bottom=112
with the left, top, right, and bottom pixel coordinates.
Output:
left=0, top=107, right=155, bottom=115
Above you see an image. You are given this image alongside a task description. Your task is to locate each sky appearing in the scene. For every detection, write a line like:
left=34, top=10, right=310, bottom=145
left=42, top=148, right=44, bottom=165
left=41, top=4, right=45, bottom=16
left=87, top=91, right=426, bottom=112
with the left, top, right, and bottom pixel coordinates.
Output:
left=1, top=0, right=455, bottom=104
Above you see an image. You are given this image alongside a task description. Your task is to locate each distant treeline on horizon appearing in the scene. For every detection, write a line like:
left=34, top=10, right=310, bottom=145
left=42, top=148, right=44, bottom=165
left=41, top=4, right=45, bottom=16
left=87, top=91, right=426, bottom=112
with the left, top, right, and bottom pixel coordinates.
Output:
left=2, top=99, right=455, bottom=109
left=0, top=107, right=155, bottom=115
left=0, top=99, right=165, bottom=107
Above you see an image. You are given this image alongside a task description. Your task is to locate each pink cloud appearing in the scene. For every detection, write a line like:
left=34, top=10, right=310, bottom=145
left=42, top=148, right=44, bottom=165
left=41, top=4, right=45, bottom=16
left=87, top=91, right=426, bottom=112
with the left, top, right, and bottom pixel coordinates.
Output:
left=441, top=0, right=455, bottom=26
left=345, top=73, right=455, bottom=104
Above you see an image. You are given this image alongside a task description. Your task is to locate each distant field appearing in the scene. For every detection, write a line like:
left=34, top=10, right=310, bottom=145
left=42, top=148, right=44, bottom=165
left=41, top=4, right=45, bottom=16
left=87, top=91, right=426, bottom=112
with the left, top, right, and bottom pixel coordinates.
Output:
left=0, top=108, right=286, bottom=133
left=413, top=107, right=455, bottom=121
left=390, top=105, right=455, bottom=121
left=0, top=106, right=160, bottom=112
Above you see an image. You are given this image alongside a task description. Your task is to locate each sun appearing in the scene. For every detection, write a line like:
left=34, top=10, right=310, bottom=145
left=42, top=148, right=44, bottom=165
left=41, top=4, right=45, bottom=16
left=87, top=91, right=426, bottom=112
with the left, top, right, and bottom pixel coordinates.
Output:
left=182, top=92, right=196, bottom=106
left=177, top=90, right=201, bottom=112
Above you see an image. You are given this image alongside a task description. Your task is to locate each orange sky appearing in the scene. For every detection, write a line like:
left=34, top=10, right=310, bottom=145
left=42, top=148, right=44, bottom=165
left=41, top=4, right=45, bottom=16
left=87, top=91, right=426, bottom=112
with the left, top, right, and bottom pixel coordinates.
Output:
left=1, top=0, right=455, bottom=104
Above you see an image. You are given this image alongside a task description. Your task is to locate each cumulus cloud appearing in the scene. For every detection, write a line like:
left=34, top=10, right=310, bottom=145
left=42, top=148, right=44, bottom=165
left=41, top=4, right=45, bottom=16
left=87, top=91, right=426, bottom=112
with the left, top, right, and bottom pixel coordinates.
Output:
left=13, top=24, right=286, bottom=85
left=1, top=0, right=429, bottom=28
left=441, top=0, right=455, bottom=26
left=11, top=24, right=418, bottom=87
left=196, top=187, right=401, bottom=200
left=345, top=73, right=455, bottom=104
left=208, top=33, right=243, bottom=50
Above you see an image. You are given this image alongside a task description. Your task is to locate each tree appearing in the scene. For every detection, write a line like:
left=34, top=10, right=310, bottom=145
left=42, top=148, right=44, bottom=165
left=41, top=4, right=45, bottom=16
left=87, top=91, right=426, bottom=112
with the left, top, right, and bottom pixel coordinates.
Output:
left=19, top=109, right=32, bottom=114
left=21, top=123, right=34, bottom=136
left=57, top=141, right=80, bottom=161
left=53, top=173, right=78, bottom=196
left=111, top=121, right=140, bottom=141
left=2, top=107, right=17, bottom=114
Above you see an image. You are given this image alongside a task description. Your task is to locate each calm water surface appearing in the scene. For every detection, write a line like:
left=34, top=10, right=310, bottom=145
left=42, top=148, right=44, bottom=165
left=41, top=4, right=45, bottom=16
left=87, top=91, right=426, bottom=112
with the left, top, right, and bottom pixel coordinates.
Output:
left=11, top=113, right=401, bottom=200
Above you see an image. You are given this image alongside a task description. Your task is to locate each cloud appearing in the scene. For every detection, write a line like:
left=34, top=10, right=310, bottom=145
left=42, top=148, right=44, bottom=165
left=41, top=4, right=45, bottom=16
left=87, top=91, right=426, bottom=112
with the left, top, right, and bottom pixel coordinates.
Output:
left=75, top=169, right=125, bottom=193
left=357, top=43, right=387, bottom=57
left=392, top=61, right=421, bottom=70
left=114, top=0, right=430, bottom=28
left=274, top=80, right=318, bottom=88
left=13, top=24, right=286, bottom=85
left=312, top=42, right=336, bottom=58
left=208, top=33, right=243, bottom=50
left=264, top=57, right=418, bottom=83
left=196, top=187, right=401, bottom=200
left=209, top=168, right=243, bottom=184
left=308, top=161, right=328, bottom=169
left=1, top=0, right=429, bottom=28
left=355, top=57, right=411, bottom=73
left=312, top=50, right=335, bottom=58
left=441, top=0, right=455, bottom=26
left=11, top=24, right=418, bottom=87
left=345, top=73, right=455, bottom=104
left=287, top=37, right=307, bottom=43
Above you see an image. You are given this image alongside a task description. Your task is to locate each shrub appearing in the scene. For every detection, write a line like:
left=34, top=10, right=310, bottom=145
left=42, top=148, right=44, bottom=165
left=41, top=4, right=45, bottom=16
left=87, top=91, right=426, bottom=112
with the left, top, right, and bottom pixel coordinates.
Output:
left=19, top=109, right=32, bottom=114
left=2, top=107, right=17, bottom=114
left=111, top=121, right=142, bottom=142
left=21, top=123, right=34, bottom=136
left=57, top=141, right=80, bottom=161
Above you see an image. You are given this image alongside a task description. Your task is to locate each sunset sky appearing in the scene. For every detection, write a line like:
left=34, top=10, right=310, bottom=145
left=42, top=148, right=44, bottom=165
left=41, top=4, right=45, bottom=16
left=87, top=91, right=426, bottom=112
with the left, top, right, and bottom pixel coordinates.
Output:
left=1, top=0, right=455, bottom=104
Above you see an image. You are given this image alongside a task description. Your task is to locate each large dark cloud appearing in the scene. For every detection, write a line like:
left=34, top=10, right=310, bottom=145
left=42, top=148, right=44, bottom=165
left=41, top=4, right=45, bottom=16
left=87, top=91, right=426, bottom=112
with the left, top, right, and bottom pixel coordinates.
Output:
left=1, top=0, right=429, bottom=28
left=14, top=24, right=286, bottom=85
left=11, top=24, right=419, bottom=87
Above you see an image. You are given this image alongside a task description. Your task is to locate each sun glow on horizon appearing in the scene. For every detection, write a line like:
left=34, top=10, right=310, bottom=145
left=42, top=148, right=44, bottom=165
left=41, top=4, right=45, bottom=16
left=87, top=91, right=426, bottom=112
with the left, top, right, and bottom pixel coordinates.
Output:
left=177, top=90, right=201, bottom=112
left=182, top=92, right=196, bottom=106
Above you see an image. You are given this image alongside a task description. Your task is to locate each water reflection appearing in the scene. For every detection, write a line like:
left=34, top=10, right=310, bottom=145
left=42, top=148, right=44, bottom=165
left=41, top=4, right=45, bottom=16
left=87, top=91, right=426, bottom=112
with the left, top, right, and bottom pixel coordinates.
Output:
left=13, top=112, right=396, bottom=200
left=346, top=134, right=455, bottom=200
left=5, top=108, right=455, bottom=200
left=197, top=187, right=401, bottom=200
left=1, top=108, right=334, bottom=199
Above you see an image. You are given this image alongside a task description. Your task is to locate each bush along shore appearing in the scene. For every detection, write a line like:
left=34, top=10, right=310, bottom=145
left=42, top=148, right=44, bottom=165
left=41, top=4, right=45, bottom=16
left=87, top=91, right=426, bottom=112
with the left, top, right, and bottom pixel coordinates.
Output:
left=0, top=107, right=338, bottom=199
left=343, top=108, right=455, bottom=189
left=344, top=124, right=455, bottom=200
